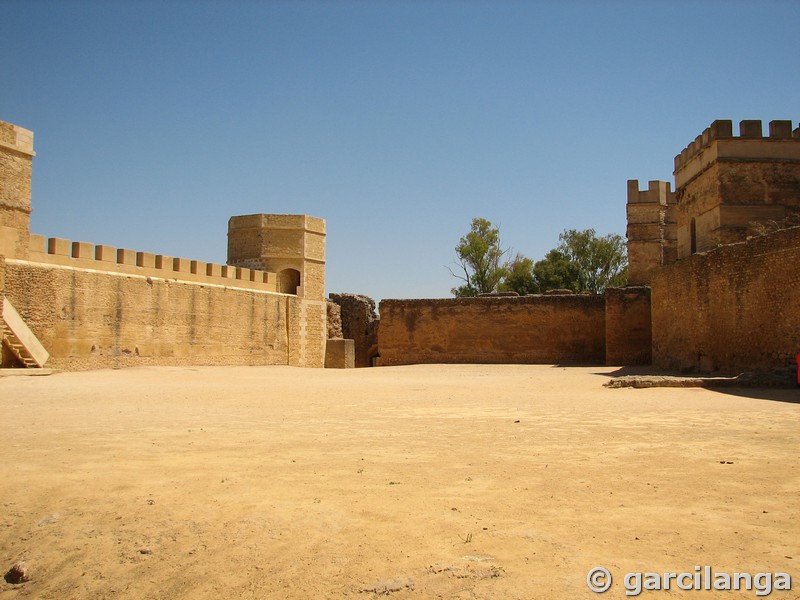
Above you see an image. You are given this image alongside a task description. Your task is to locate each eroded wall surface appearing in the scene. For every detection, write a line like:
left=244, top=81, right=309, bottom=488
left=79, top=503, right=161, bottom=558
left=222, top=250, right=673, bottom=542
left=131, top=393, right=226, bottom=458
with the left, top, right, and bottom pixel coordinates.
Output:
left=650, top=226, right=800, bottom=373
left=378, top=295, right=606, bottom=366
left=329, top=293, right=378, bottom=367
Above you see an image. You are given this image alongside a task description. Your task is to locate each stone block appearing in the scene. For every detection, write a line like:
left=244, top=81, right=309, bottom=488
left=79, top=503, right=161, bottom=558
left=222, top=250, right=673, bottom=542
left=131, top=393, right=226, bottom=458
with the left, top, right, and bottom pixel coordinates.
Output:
left=155, top=255, right=172, bottom=270
left=325, top=338, right=354, bottom=369
left=117, top=248, right=136, bottom=265
left=95, top=245, right=117, bottom=262
left=136, top=252, right=156, bottom=268
left=173, top=258, right=190, bottom=273
left=769, top=120, right=793, bottom=139
left=29, top=234, right=46, bottom=253
left=71, top=241, right=94, bottom=259
left=190, top=260, right=206, bottom=275
left=739, top=120, right=763, bottom=138
left=47, top=237, right=71, bottom=256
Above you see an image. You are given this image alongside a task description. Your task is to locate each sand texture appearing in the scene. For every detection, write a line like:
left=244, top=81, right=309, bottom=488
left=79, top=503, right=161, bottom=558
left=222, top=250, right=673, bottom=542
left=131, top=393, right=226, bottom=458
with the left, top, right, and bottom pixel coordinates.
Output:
left=0, top=364, right=798, bottom=599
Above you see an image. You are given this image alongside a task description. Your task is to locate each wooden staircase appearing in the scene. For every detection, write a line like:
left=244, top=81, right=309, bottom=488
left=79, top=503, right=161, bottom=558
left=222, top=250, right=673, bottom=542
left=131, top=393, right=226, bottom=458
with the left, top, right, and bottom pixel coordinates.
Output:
left=1, top=297, right=49, bottom=368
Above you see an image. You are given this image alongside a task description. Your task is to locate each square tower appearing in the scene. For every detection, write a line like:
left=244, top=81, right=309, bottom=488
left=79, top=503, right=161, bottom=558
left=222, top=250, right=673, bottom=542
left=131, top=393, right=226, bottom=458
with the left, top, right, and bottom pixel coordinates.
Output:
left=227, top=214, right=326, bottom=300
left=626, top=180, right=677, bottom=285
left=673, top=119, right=800, bottom=258
left=0, top=121, right=35, bottom=259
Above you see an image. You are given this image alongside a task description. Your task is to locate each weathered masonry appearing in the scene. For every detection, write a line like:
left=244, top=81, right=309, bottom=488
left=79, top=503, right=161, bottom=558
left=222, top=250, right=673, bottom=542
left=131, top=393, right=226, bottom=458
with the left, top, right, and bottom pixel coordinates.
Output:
left=629, top=119, right=800, bottom=373
left=0, top=120, right=327, bottom=370
left=379, top=118, right=800, bottom=375
left=377, top=289, right=651, bottom=367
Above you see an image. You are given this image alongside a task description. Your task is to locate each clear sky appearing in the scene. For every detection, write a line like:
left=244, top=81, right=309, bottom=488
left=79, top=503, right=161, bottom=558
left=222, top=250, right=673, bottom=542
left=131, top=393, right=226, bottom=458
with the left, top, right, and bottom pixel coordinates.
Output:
left=3, top=0, right=798, bottom=302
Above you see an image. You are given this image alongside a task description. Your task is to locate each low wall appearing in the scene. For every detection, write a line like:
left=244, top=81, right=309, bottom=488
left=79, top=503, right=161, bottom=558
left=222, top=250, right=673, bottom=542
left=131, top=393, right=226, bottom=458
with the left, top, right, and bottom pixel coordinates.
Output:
left=378, top=295, right=606, bottom=366
left=2, top=257, right=326, bottom=370
left=650, top=226, right=800, bottom=373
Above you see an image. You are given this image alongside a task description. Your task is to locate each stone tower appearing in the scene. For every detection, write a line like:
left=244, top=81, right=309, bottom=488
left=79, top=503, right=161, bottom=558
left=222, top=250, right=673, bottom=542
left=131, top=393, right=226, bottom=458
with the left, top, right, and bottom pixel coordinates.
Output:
left=227, top=214, right=326, bottom=301
left=625, top=179, right=677, bottom=285
left=673, top=119, right=800, bottom=258
left=0, top=121, right=34, bottom=259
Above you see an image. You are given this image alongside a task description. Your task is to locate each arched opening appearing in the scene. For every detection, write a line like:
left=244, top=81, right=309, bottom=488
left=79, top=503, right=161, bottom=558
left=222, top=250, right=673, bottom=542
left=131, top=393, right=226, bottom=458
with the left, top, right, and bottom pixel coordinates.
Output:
left=690, top=218, right=697, bottom=254
left=278, top=268, right=301, bottom=295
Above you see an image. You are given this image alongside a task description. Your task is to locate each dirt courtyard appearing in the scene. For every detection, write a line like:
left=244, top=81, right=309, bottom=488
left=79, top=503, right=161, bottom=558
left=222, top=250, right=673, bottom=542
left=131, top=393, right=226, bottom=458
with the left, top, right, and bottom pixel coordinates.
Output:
left=0, top=364, right=797, bottom=599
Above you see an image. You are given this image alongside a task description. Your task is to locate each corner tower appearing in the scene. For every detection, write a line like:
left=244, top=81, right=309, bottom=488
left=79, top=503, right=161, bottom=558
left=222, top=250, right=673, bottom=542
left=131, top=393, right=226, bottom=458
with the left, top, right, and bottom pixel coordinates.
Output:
left=673, top=119, right=800, bottom=258
left=227, top=214, right=326, bottom=300
left=0, top=121, right=35, bottom=259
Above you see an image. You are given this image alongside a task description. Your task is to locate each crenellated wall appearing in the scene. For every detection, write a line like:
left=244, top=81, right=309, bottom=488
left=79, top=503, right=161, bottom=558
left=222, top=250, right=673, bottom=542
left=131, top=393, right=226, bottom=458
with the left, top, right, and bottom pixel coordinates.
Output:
left=673, top=119, right=800, bottom=259
left=27, top=234, right=280, bottom=293
left=626, top=180, right=677, bottom=285
left=0, top=119, right=328, bottom=370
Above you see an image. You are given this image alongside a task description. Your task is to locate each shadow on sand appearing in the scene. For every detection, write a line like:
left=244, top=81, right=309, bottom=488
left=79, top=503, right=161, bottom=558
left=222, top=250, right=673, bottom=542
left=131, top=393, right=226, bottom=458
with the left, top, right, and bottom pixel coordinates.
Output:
left=593, top=366, right=800, bottom=404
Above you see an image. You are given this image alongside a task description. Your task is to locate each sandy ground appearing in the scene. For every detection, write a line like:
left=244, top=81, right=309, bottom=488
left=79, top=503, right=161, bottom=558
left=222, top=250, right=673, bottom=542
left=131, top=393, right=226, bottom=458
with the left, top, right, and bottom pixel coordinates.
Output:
left=0, top=364, right=798, bottom=600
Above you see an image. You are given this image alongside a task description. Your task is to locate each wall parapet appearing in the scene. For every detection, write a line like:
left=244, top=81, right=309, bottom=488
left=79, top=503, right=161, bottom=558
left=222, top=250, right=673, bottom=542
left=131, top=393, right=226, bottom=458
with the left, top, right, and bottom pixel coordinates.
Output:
left=0, top=122, right=35, bottom=157
left=673, top=119, right=800, bottom=186
left=28, top=234, right=280, bottom=294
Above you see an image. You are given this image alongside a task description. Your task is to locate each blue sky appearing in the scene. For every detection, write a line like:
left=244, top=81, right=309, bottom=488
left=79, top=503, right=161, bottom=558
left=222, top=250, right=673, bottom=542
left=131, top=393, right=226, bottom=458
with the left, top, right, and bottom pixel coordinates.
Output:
left=3, top=0, right=798, bottom=301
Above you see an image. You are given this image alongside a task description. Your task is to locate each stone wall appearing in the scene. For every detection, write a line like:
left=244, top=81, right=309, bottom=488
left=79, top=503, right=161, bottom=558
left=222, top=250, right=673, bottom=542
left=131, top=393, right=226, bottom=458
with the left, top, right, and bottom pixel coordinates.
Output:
left=326, top=300, right=343, bottom=339
left=329, top=293, right=378, bottom=367
left=650, top=226, right=800, bottom=373
left=377, top=294, right=606, bottom=366
left=604, top=287, right=651, bottom=366
left=0, top=122, right=34, bottom=259
left=2, top=257, right=326, bottom=370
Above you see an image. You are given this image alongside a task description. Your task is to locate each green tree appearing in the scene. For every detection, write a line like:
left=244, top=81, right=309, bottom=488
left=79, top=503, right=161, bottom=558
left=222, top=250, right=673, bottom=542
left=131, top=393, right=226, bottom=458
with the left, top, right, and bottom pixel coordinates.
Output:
left=531, top=248, right=584, bottom=292
left=541, top=229, right=627, bottom=293
left=449, top=218, right=508, bottom=297
left=499, top=253, right=538, bottom=295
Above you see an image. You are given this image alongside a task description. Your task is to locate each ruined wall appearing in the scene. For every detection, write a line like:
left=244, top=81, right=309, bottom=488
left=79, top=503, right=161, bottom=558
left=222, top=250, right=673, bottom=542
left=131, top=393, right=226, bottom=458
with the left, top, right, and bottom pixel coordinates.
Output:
left=2, top=257, right=323, bottom=370
left=326, top=299, right=343, bottom=339
left=329, top=293, right=378, bottom=367
left=378, top=295, right=606, bottom=366
left=650, top=226, right=800, bottom=373
left=604, top=287, right=651, bottom=366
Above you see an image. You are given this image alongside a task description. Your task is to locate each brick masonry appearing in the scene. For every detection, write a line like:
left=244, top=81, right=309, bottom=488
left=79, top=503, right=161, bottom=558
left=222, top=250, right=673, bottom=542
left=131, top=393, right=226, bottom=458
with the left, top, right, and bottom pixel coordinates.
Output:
left=377, top=294, right=607, bottom=366
left=650, top=226, right=800, bottom=373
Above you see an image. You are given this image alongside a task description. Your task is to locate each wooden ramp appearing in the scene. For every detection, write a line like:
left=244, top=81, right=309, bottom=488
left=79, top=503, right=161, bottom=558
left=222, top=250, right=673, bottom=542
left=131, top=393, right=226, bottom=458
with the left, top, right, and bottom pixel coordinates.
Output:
left=1, top=296, right=49, bottom=368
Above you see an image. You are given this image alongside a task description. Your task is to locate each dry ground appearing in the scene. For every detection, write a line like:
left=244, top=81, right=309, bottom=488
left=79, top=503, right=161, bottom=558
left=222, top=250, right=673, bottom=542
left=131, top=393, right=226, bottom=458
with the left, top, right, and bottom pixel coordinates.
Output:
left=0, top=364, right=797, bottom=599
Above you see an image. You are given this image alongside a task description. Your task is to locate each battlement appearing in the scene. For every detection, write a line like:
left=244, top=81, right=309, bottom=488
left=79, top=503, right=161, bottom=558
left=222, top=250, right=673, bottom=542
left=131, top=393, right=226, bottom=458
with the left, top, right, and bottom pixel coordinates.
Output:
left=24, top=233, right=281, bottom=294
left=674, top=119, right=800, bottom=187
left=627, top=179, right=675, bottom=204
left=0, top=122, right=35, bottom=157
left=626, top=180, right=678, bottom=285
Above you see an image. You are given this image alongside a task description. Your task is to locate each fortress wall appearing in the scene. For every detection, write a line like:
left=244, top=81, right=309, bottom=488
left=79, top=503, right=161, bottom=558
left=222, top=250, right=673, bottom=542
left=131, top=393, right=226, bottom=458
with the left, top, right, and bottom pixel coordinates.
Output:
left=27, top=234, right=279, bottom=293
left=650, top=226, right=800, bottom=373
left=604, top=287, right=651, bottom=366
left=2, top=257, right=326, bottom=370
left=377, top=295, right=605, bottom=366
